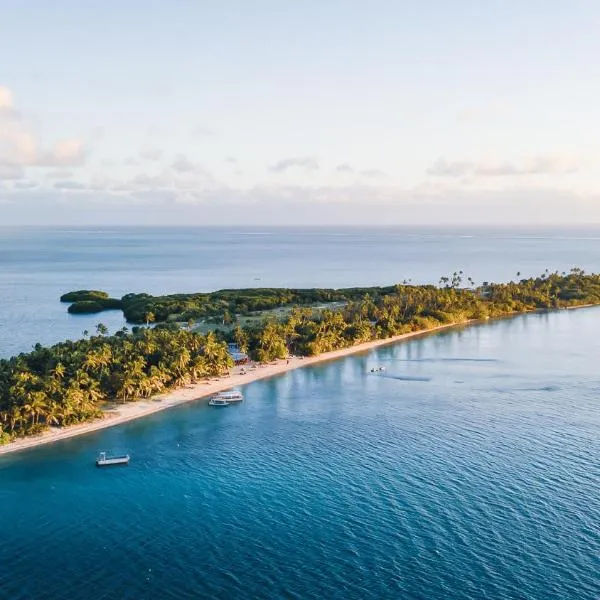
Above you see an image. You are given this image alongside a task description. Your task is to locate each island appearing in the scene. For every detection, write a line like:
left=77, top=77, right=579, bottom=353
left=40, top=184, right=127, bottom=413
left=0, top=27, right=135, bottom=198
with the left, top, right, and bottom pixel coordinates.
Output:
left=1, top=268, right=599, bottom=451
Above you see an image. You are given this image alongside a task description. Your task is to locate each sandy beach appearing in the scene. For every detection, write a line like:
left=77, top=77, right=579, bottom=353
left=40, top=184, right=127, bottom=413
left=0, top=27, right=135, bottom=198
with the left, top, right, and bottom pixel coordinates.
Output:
left=0, top=323, right=462, bottom=457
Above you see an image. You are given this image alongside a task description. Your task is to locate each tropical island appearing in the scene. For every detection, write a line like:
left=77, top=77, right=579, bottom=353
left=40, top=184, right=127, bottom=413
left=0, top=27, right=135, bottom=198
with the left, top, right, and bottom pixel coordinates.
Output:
left=1, top=268, right=599, bottom=449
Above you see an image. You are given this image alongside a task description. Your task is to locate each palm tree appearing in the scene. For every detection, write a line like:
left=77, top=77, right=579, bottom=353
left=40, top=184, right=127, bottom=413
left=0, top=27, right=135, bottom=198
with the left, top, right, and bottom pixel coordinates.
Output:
left=232, top=325, right=249, bottom=353
left=96, top=323, right=109, bottom=336
left=255, top=321, right=287, bottom=362
left=201, top=331, right=232, bottom=374
left=52, top=363, right=66, bottom=380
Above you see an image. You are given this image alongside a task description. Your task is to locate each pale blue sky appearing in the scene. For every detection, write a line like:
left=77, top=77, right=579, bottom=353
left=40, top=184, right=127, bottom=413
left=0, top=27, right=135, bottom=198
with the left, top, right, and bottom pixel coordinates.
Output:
left=1, top=1, right=599, bottom=225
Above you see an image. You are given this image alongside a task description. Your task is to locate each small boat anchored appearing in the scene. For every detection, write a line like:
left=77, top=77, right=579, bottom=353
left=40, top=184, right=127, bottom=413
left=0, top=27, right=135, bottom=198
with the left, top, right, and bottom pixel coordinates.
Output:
left=209, top=390, right=244, bottom=406
left=96, top=452, right=130, bottom=467
left=369, top=366, right=386, bottom=373
left=208, top=397, right=230, bottom=407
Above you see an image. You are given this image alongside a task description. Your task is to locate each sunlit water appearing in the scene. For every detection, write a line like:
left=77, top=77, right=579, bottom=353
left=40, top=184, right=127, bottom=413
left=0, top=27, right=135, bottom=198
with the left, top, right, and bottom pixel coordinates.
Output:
left=3, top=225, right=600, bottom=356
left=1, top=309, right=599, bottom=599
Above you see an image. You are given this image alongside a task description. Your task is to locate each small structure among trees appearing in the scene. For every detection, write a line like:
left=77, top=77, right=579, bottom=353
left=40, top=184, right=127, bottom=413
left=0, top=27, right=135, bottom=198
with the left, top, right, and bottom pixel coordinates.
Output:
left=228, top=342, right=248, bottom=365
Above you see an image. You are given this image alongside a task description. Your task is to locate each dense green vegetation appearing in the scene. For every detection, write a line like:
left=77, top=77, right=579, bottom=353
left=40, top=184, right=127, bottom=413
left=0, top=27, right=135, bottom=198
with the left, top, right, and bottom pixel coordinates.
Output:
left=62, top=286, right=400, bottom=324
left=0, top=327, right=232, bottom=443
left=2, top=269, right=599, bottom=444
left=67, top=299, right=124, bottom=314
left=61, top=290, right=123, bottom=314
left=60, top=290, right=112, bottom=302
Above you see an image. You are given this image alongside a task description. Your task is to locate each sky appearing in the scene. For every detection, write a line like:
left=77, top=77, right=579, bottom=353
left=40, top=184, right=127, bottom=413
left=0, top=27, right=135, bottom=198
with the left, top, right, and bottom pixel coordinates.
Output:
left=1, top=0, right=599, bottom=226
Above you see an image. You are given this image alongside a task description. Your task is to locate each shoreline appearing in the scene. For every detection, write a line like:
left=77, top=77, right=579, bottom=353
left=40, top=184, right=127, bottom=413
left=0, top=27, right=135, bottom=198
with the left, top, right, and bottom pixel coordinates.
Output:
left=0, top=322, right=461, bottom=457
left=2, top=303, right=598, bottom=458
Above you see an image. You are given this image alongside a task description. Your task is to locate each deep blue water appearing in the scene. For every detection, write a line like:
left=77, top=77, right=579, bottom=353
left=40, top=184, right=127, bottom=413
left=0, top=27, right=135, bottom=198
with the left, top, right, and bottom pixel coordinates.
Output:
left=1, top=309, right=600, bottom=599
left=3, top=225, right=600, bottom=356
left=1, top=227, right=600, bottom=598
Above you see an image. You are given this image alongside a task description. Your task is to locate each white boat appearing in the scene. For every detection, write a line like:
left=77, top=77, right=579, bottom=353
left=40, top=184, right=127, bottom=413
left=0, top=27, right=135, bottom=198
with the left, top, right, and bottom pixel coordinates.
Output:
left=96, top=452, right=130, bottom=467
left=208, top=397, right=230, bottom=407
left=212, top=390, right=244, bottom=403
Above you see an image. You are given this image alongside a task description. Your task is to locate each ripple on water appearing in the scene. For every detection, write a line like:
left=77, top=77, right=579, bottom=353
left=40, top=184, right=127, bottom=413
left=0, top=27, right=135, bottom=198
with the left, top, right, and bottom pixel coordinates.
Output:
left=2, top=309, right=600, bottom=599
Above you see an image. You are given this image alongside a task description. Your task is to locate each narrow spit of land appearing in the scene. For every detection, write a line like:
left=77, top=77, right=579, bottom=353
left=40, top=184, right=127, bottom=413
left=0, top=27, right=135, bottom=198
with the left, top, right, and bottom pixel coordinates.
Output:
left=0, top=324, right=457, bottom=456
left=3, top=269, right=600, bottom=455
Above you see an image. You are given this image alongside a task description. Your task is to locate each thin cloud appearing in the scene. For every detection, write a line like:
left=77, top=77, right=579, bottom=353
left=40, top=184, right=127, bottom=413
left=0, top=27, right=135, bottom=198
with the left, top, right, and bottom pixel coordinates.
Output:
left=88, top=175, right=110, bottom=192
left=427, top=158, right=472, bottom=177
left=428, top=155, right=578, bottom=177
left=191, top=125, right=215, bottom=138
left=54, top=180, right=87, bottom=190
left=474, top=156, right=578, bottom=176
left=0, top=87, right=86, bottom=167
left=0, top=87, right=22, bottom=122
left=0, top=162, right=24, bottom=180
left=132, top=172, right=174, bottom=188
left=13, top=180, right=38, bottom=189
left=361, top=169, right=387, bottom=178
left=335, top=164, right=387, bottom=177
left=38, top=140, right=86, bottom=167
left=269, top=157, right=319, bottom=172
left=171, top=156, right=195, bottom=173
left=0, top=86, right=13, bottom=109
left=139, top=148, right=162, bottom=161
left=5, top=178, right=600, bottom=228
left=47, top=169, right=74, bottom=180
left=131, top=189, right=179, bottom=203
left=456, top=103, right=510, bottom=123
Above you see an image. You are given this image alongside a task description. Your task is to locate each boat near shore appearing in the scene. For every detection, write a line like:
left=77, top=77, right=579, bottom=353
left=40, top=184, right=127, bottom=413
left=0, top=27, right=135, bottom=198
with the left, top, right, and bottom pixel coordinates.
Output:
left=208, top=397, right=229, bottom=407
left=96, top=452, right=130, bottom=467
left=209, top=390, right=244, bottom=406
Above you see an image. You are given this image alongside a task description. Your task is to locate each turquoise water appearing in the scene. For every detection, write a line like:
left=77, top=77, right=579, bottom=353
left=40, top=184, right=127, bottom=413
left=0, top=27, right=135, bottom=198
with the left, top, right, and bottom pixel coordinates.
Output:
left=3, top=226, right=600, bottom=356
left=1, top=309, right=600, bottom=599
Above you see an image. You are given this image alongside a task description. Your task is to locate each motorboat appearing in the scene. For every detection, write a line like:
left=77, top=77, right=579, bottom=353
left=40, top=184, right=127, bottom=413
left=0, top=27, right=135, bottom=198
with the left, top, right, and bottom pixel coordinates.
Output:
left=208, top=396, right=230, bottom=407
left=96, top=452, right=130, bottom=467
left=212, top=390, right=243, bottom=403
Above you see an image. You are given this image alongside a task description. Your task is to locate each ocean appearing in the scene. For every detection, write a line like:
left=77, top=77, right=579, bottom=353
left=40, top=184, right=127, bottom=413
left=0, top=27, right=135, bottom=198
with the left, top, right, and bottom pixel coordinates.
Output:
left=1, top=227, right=600, bottom=599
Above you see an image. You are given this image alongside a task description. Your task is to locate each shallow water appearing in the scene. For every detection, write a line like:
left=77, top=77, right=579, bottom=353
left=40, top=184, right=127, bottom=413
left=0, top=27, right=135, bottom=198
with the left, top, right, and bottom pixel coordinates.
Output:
left=1, top=309, right=599, bottom=599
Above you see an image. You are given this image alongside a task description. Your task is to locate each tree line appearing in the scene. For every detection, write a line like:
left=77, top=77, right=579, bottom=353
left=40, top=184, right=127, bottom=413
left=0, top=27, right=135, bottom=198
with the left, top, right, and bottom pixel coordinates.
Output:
left=63, top=284, right=406, bottom=323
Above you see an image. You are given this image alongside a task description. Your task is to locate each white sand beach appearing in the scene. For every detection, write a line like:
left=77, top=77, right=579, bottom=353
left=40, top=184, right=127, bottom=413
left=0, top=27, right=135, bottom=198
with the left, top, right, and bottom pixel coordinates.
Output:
left=0, top=323, right=461, bottom=456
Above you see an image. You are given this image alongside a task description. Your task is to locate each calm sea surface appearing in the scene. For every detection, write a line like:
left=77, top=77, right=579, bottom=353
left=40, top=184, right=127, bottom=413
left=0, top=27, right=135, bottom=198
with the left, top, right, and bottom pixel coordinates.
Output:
left=1, top=227, right=600, bottom=599
left=1, top=310, right=599, bottom=599
left=2, top=226, right=600, bottom=356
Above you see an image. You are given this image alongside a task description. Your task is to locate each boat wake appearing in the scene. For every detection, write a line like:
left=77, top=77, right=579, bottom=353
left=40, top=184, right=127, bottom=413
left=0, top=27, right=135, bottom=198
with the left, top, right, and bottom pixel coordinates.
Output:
left=387, top=357, right=498, bottom=363
left=491, top=385, right=561, bottom=393
left=371, top=373, right=432, bottom=382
